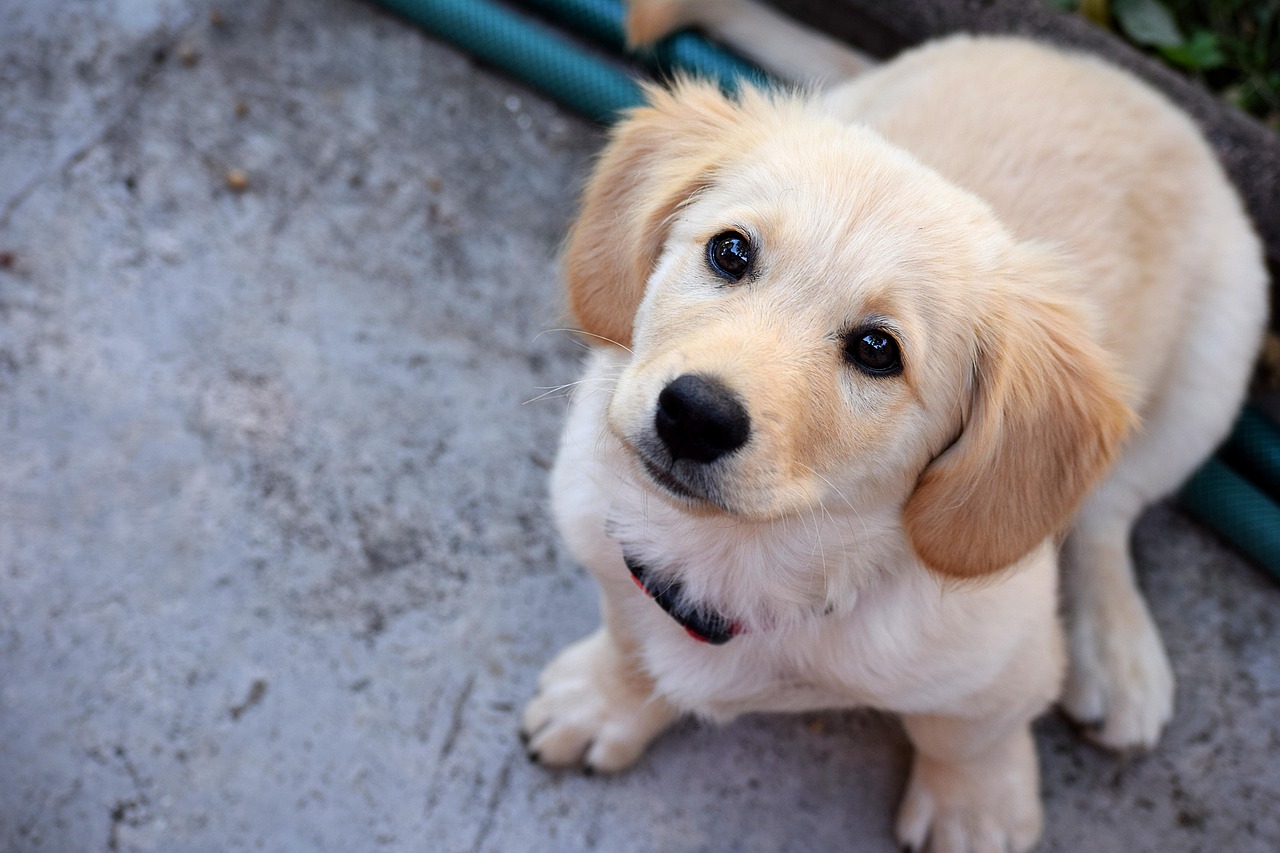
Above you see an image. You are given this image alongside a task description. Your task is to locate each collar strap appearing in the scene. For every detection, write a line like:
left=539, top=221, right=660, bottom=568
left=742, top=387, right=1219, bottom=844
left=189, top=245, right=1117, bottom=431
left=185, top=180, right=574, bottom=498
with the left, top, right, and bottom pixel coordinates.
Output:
left=623, top=554, right=742, bottom=645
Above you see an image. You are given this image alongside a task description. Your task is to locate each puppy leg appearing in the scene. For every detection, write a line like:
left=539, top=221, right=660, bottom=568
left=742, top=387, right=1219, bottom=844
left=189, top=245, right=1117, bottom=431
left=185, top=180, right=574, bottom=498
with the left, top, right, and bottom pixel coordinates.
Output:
left=520, top=603, right=679, bottom=773
left=1060, top=497, right=1174, bottom=751
left=626, top=0, right=872, bottom=84
left=1061, top=217, right=1264, bottom=750
left=896, top=714, right=1044, bottom=853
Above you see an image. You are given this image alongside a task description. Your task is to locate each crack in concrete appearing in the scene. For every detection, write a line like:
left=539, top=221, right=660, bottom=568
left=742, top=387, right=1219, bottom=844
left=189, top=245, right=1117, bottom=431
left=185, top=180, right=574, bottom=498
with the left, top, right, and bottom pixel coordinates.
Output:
left=105, top=745, right=153, bottom=852
left=439, top=673, right=476, bottom=761
left=468, top=750, right=515, bottom=853
left=0, top=19, right=195, bottom=229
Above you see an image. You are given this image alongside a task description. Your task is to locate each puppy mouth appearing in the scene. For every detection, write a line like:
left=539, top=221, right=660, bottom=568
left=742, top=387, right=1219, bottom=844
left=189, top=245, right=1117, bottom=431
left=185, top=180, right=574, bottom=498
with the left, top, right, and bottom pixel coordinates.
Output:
left=630, top=443, right=731, bottom=511
left=638, top=454, right=702, bottom=500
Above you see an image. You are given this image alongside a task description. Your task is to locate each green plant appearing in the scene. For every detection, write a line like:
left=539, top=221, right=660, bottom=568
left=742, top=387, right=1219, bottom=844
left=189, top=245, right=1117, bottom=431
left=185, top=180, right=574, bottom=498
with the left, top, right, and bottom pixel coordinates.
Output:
left=1052, top=0, right=1280, bottom=128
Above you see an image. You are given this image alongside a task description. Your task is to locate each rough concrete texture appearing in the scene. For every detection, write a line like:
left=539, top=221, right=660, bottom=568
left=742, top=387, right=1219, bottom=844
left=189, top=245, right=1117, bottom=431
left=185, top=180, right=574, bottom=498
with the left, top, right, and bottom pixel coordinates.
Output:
left=0, top=1, right=1277, bottom=851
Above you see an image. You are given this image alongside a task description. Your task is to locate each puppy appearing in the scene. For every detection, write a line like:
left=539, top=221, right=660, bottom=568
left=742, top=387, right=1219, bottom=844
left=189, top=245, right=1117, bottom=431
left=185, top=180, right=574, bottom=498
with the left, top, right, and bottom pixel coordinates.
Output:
left=521, top=1, right=1269, bottom=849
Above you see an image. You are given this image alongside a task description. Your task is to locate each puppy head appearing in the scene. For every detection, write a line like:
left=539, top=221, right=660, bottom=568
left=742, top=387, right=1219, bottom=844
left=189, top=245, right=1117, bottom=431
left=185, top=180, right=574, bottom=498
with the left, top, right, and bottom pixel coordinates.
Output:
left=565, top=80, right=1133, bottom=578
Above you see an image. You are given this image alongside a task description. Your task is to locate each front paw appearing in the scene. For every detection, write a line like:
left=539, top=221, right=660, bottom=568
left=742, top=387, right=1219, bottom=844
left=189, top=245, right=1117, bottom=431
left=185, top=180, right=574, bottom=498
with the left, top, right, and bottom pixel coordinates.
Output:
left=520, top=629, right=678, bottom=774
left=896, top=728, right=1043, bottom=853
left=1060, top=597, right=1174, bottom=751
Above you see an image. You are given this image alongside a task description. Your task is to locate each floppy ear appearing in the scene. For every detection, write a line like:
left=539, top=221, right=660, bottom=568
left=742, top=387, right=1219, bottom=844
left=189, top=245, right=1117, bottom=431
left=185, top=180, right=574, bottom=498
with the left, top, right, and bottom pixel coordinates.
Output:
left=563, top=79, right=747, bottom=348
left=903, top=254, right=1136, bottom=578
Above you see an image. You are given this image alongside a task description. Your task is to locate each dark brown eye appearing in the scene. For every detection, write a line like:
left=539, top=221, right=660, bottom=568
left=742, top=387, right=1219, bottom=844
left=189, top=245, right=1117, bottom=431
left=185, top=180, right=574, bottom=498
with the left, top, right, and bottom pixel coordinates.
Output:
left=707, top=230, right=752, bottom=281
left=844, top=329, right=902, bottom=376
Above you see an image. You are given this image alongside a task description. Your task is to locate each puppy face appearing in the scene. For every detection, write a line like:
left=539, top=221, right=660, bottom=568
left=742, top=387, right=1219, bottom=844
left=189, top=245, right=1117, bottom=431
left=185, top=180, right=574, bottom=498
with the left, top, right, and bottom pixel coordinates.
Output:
left=566, top=81, right=1133, bottom=578
left=608, top=128, right=1000, bottom=522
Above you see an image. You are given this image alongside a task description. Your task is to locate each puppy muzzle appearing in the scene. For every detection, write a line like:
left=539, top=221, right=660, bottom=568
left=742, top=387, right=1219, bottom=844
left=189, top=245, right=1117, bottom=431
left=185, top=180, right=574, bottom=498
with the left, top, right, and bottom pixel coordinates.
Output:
left=630, top=372, right=751, bottom=507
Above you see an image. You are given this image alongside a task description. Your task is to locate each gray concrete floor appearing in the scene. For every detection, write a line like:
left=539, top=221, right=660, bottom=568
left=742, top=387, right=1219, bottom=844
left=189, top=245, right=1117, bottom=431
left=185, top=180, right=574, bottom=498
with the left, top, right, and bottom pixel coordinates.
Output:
left=1, top=1, right=1278, bottom=851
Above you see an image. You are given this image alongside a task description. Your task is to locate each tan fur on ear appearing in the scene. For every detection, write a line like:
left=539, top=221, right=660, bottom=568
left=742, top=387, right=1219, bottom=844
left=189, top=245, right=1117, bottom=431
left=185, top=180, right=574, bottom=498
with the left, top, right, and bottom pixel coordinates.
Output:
left=563, top=79, right=752, bottom=349
left=904, top=254, right=1136, bottom=578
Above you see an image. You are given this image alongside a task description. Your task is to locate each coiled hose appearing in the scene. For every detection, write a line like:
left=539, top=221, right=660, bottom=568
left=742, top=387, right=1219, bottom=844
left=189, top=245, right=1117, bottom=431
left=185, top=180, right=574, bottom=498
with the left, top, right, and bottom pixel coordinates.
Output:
left=369, top=0, right=763, bottom=120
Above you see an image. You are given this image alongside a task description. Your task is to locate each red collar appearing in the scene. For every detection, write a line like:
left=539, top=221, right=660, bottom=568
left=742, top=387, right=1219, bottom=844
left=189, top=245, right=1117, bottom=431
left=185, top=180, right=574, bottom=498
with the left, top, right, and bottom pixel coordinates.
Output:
left=623, top=554, right=744, bottom=645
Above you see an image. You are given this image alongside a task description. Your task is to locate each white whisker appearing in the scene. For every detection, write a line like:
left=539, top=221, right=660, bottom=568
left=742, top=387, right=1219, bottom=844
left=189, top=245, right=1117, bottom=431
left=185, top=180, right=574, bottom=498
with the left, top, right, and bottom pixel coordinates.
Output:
left=533, top=327, right=634, bottom=355
left=523, top=375, right=618, bottom=405
left=798, top=462, right=871, bottom=548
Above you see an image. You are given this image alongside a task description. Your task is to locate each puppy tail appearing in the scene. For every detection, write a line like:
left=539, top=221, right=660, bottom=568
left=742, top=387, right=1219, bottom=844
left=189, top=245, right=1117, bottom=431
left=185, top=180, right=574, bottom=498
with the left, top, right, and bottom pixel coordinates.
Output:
left=625, top=0, right=874, bottom=85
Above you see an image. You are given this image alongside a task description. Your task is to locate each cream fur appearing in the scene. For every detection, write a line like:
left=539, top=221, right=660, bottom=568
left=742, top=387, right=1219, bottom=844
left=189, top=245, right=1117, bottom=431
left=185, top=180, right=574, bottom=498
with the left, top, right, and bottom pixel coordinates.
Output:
left=522, top=3, right=1269, bottom=851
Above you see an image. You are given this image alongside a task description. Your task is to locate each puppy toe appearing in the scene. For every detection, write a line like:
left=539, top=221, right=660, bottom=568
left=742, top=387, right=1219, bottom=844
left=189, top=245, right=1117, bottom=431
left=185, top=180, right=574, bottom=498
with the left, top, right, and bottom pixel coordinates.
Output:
left=1063, top=607, right=1174, bottom=751
left=526, top=713, right=596, bottom=767
left=583, top=721, right=656, bottom=774
left=897, top=724, right=1042, bottom=853
left=896, top=791, right=1032, bottom=853
left=518, top=690, right=556, bottom=745
left=1087, top=667, right=1172, bottom=752
left=520, top=686, right=598, bottom=767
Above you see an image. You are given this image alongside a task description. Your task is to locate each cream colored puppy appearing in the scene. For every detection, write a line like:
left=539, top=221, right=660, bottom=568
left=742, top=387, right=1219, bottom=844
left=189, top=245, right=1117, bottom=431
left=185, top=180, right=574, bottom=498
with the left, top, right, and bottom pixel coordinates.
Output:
left=521, top=1, right=1269, bottom=849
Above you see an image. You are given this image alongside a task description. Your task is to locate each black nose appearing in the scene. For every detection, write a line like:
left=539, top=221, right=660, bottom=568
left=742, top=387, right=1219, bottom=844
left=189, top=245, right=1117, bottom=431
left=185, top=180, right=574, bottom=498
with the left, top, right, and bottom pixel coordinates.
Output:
left=655, top=374, right=750, bottom=463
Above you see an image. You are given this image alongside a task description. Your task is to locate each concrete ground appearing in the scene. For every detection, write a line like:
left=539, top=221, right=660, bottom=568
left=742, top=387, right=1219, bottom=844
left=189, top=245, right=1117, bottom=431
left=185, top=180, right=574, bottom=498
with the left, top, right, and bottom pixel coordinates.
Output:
left=1, top=1, right=1277, bottom=851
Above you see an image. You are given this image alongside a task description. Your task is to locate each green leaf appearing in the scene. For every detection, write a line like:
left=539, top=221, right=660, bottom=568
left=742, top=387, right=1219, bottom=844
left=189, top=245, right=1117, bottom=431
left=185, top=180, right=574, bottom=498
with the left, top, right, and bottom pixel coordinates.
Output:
left=1113, top=0, right=1183, bottom=47
left=1157, top=31, right=1226, bottom=71
left=1079, top=0, right=1109, bottom=26
left=1045, top=0, right=1079, bottom=11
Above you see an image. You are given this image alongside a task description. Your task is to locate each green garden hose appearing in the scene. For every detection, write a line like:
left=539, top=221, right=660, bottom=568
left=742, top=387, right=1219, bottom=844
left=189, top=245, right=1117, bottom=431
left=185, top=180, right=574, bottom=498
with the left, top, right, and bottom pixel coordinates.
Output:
left=513, top=0, right=769, bottom=89
left=1178, top=456, right=1280, bottom=580
left=370, top=0, right=766, bottom=122
left=1220, top=405, right=1280, bottom=498
left=373, top=0, right=641, bottom=122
